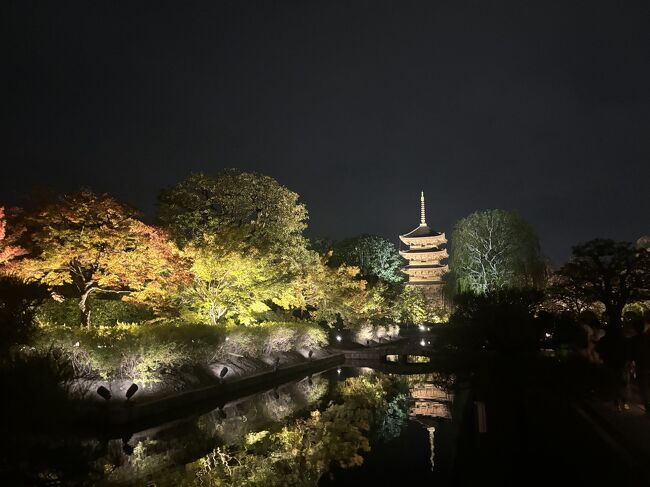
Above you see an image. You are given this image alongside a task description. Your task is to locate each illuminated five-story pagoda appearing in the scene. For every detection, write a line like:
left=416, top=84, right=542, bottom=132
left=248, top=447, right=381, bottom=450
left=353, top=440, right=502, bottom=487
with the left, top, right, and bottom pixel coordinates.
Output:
left=399, top=192, right=448, bottom=302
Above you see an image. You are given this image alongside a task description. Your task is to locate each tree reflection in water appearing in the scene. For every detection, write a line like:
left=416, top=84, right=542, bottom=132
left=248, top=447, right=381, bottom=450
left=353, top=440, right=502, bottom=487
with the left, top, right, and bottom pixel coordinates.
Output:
left=187, top=374, right=410, bottom=487
left=7, top=370, right=456, bottom=485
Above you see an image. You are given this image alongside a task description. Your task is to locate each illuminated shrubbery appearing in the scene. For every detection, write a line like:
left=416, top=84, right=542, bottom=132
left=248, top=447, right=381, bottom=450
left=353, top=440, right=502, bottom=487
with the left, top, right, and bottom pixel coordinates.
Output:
left=31, top=320, right=328, bottom=386
left=351, top=323, right=400, bottom=345
left=217, top=322, right=327, bottom=359
left=33, top=322, right=197, bottom=384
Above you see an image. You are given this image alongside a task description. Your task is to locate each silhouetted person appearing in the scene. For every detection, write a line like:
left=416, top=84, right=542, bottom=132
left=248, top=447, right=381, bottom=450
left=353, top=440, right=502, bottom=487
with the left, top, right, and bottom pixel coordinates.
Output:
left=579, top=311, right=604, bottom=364
left=630, top=315, right=650, bottom=415
left=597, top=326, right=631, bottom=410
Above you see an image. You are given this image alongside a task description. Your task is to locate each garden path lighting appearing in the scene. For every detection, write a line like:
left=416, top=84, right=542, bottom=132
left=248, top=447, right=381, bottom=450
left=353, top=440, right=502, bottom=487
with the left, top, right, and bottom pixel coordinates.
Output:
left=336, top=335, right=342, bottom=342
left=96, top=386, right=111, bottom=401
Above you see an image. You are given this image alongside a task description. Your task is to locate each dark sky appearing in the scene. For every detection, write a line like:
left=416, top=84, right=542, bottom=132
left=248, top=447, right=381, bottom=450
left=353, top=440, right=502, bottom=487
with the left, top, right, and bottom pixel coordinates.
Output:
left=4, top=1, right=649, bottom=265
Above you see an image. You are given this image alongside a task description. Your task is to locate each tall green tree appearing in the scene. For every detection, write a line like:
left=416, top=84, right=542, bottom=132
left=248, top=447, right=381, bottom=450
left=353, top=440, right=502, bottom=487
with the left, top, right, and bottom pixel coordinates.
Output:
left=328, top=234, right=404, bottom=284
left=158, top=171, right=308, bottom=258
left=556, top=239, right=650, bottom=327
left=13, top=192, right=188, bottom=327
left=450, top=209, right=546, bottom=294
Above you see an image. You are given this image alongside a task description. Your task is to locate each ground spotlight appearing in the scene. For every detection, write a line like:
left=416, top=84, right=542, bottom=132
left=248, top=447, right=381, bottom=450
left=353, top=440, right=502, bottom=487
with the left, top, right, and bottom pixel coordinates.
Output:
left=219, top=366, right=229, bottom=383
left=126, top=383, right=138, bottom=400
left=96, top=386, right=111, bottom=401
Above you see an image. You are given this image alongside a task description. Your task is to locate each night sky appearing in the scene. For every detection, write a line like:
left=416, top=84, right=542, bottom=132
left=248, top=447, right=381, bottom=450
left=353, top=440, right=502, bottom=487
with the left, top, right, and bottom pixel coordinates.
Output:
left=4, top=1, right=649, bottom=265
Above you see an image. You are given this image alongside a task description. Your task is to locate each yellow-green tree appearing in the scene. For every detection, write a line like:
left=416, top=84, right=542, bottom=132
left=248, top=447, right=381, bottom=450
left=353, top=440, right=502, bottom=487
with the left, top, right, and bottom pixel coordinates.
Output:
left=293, top=254, right=368, bottom=327
left=13, top=192, right=188, bottom=327
left=180, top=239, right=302, bottom=325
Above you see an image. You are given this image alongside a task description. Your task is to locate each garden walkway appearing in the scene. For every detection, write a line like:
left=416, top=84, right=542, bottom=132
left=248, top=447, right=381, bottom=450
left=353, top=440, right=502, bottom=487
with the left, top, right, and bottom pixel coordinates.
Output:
left=575, top=388, right=650, bottom=484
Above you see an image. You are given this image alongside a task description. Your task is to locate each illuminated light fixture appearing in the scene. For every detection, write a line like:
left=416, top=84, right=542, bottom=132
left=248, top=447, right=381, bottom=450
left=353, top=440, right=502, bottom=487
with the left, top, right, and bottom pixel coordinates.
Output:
left=96, top=386, right=111, bottom=401
left=126, top=383, right=138, bottom=400
left=420, top=339, right=426, bottom=346
left=337, top=368, right=342, bottom=374
left=336, top=335, right=342, bottom=342
left=419, top=325, right=425, bottom=331
left=545, top=332, right=552, bottom=338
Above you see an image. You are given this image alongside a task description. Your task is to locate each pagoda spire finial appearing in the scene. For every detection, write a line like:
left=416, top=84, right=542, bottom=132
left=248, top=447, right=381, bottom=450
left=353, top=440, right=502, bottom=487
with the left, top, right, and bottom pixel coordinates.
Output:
left=420, top=191, right=426, bottom=225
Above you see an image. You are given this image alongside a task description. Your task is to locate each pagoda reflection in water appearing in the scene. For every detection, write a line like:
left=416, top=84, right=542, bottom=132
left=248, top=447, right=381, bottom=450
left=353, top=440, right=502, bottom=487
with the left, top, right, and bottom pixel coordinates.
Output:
left=407, top=375, right=454, bottom=470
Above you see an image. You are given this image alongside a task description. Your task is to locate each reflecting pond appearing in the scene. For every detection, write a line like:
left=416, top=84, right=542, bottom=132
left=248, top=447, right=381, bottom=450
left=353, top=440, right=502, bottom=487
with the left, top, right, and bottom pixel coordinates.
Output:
left=7, top=367, right=466, bottom=486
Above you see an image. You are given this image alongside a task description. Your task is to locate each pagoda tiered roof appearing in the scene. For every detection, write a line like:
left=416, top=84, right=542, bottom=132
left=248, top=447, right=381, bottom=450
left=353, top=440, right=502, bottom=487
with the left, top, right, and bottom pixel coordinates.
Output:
left=399, top=247, right=448, bottom=258
left=401, top=223, right=443, bottom=239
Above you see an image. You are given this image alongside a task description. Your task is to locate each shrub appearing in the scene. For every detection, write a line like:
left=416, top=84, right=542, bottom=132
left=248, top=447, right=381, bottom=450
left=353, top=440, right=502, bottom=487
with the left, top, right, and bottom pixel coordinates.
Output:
left=352, top=323, right=398, bottom=345
left=32, top=322, right=195, bottom=385
left=353, top=323, right=374, bottom=345
left=0, top=277, right=46, bottom=357
left=293, top=323, right=328, bottom=351
left=35, top=298, right=153, bottom=327
left=31, top=320, right=328, bottom=386
left=220, top=322, right=328, bottom=358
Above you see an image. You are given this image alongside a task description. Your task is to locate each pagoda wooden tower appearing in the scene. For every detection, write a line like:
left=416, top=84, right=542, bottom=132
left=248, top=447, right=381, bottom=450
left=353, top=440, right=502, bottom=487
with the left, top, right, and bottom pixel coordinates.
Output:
left=399, top=192, right=448, bottom=298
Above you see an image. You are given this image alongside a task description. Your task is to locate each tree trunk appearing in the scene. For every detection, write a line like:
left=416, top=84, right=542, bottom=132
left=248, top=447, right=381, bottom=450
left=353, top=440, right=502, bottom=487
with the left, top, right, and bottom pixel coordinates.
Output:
left=606, top=304, right=623, bottom=328
left=79, top=290, right=92, bottom=327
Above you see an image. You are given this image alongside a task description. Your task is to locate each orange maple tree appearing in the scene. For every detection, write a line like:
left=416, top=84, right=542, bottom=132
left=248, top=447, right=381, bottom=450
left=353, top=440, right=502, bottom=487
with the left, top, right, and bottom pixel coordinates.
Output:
left=0, top=206, right=27, bottom=267
left=13, top=192, right=189, bottom=327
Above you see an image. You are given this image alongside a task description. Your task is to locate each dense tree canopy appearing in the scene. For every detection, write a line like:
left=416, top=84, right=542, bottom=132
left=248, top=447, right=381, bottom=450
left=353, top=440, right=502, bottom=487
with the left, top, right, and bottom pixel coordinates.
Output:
left=328, top=234, right=404, bottom=284
left=158, top=171, right=308, bottom=255
left=556, top=239, right=650, bottom=327
left=450, top=209, right=546, bottom=294
left=179, top=238, right=301, bottom=326
left=12, top=192, right=188, bottom=327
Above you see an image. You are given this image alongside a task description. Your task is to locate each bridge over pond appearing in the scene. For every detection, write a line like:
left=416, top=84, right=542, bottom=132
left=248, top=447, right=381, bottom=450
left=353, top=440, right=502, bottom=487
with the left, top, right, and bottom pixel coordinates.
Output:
left=333, top=335, right=445, bottom=366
